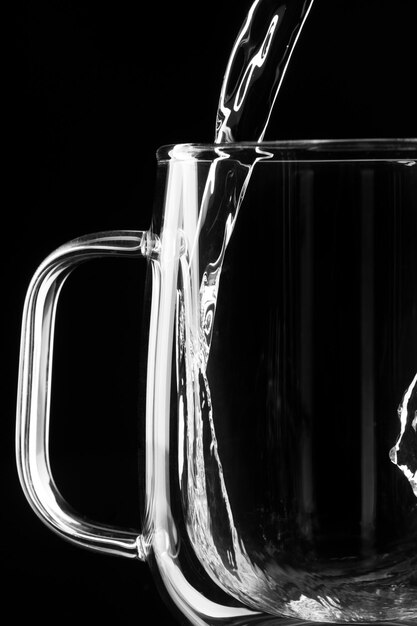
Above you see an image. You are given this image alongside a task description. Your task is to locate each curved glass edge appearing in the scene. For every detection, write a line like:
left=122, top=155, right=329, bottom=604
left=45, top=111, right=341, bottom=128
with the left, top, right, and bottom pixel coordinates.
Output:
left=157, top=139, right=417, bottom=163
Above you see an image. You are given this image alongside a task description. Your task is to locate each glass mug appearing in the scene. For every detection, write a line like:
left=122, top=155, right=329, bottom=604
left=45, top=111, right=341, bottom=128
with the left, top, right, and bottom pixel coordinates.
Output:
left=16, top=140, right=417, bottom=624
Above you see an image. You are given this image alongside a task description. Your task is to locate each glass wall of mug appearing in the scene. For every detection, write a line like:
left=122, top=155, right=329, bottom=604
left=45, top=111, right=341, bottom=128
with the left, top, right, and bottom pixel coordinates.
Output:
left=145, top=140, right=417, bottom=624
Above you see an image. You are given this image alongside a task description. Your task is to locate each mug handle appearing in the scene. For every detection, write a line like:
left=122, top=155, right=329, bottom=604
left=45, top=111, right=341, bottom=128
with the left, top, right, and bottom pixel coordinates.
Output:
left=16, top=230, right=159, bottom=560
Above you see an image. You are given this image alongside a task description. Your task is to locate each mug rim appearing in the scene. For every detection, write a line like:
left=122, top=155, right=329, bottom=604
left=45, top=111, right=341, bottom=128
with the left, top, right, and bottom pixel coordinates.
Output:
left=157, top=138, right=417, bottom=162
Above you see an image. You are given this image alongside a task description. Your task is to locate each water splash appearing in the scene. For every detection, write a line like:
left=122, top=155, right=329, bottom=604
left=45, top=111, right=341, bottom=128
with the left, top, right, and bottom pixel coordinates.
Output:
left=390, top=373, right=417, bottom=497
left=179, top=0, right=317, bottom=615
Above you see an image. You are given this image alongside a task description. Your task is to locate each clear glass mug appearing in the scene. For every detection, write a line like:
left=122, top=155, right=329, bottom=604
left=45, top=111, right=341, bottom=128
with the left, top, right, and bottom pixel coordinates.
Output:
left=16, top=139, right=417, bottom=624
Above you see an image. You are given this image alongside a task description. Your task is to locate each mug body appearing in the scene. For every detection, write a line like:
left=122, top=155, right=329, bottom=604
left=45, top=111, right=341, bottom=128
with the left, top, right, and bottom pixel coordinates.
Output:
left=144, top=140, right=417, bottom=624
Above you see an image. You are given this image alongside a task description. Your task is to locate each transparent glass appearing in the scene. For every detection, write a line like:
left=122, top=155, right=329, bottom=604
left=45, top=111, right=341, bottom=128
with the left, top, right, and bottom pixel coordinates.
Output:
left=16, top=140, right=417, bottom=624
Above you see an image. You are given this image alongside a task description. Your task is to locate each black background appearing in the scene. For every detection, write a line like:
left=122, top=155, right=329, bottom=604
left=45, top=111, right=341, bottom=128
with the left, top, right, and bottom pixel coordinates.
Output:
left=4, top=1, right=416, bottom=624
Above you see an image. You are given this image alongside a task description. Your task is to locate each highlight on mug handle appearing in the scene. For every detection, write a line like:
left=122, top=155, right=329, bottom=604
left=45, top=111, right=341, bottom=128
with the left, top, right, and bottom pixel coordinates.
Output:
left=15, top=230, right=159, bottom=560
